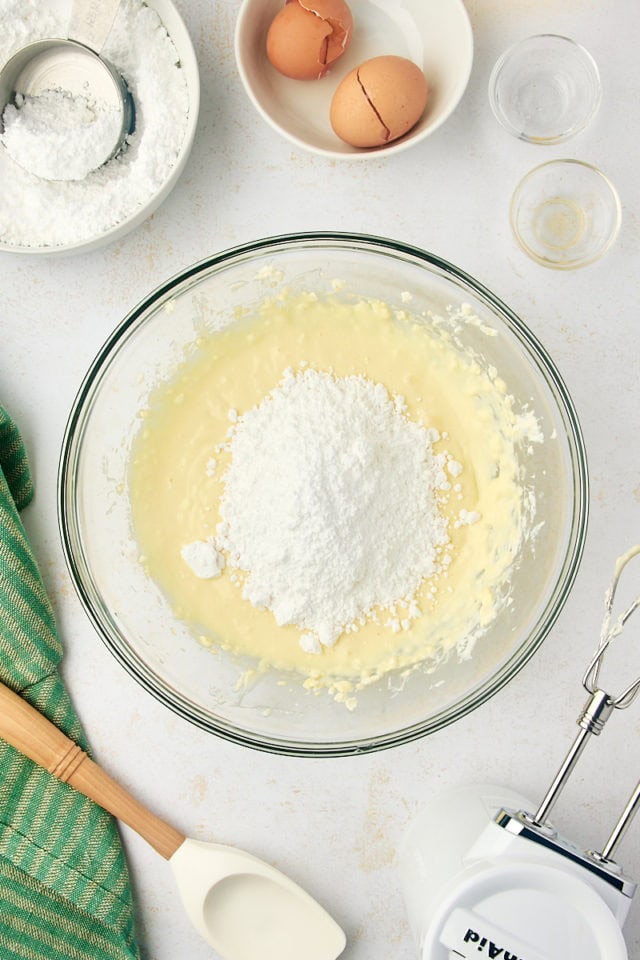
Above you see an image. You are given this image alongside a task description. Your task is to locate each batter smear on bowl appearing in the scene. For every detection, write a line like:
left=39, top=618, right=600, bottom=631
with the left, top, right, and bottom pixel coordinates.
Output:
left=129, top=291, right=542, bottom=704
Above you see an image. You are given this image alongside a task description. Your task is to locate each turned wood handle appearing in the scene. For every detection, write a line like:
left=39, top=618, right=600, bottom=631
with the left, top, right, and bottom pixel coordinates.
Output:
left=0, top=680, right=185, bottom=860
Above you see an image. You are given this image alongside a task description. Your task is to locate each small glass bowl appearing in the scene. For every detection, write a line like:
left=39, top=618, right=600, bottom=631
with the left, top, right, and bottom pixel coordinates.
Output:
left=489, top=34, right=601, bottom=144
left=510, top=160, right=621, bottom=270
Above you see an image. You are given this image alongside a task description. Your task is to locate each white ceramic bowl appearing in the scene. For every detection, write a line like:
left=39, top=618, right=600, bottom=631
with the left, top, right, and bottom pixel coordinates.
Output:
left=234, top=0, right=473, bottom=159
left=0, top=0, right=199, bottom=256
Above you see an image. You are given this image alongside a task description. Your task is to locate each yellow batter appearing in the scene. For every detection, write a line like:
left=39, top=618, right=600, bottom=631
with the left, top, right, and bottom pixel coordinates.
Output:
left=129, top=292, right=538, bottom=697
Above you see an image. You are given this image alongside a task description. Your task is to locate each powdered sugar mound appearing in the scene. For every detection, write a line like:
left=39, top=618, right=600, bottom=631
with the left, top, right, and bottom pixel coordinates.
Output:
left=2, top=89, right=123, bottom=182
left=181, top=539, right=225, bottom=579
left=216, top=368, right=451, bottom=650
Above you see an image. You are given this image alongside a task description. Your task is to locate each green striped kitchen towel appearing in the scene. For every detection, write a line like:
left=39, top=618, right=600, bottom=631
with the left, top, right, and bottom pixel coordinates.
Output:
left=0, top=405, right=140, bottom=960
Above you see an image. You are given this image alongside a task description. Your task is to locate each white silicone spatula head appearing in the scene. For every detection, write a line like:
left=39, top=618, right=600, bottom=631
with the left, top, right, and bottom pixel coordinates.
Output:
left=0, top=680, right=346, bottom=960
left=171, top=839, right=346, bottom=960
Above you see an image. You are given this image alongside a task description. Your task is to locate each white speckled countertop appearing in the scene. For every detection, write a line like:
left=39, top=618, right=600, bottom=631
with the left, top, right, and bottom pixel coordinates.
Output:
left=2, top=1, right=640, bottom=958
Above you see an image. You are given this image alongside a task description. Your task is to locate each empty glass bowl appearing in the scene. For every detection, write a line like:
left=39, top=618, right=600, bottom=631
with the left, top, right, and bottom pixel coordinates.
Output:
left=489, top=35, right=601, bottom=144
left=511, top=160, right=622, bottom=269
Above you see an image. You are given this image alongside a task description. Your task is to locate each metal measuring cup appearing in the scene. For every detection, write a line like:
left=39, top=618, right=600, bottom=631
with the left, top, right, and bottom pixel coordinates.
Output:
left=0, top=0, right=135, bottom=180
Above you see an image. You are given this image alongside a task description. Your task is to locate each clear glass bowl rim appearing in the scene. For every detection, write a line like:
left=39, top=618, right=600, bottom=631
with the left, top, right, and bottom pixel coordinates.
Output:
left=510, top=159, right=622, bottom=270
left=58, top=231, right=589, bottom=757
left=488, top=33, right=602, bottom=145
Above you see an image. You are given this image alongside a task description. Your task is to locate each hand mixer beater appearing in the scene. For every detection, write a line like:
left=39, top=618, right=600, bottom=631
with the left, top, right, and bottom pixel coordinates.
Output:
left=400, top=545, right=640, bottom=960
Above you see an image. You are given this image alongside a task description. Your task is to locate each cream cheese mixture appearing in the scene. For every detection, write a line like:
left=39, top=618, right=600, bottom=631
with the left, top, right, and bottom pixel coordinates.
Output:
left=129, top=291, right=542, bottom=700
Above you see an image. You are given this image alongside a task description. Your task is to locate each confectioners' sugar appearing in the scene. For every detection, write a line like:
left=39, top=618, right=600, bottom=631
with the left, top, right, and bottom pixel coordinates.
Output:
left=0, top=0, right=190, bottom=247
left=2, top=89, right=123, bottom=182
left=180, top=539, right=225, bottom=579
left=215, top=367, right=453, bottom=650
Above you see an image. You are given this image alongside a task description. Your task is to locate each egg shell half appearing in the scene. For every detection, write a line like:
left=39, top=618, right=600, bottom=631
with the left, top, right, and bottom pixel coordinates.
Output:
left=330, top=55, right=429, bottom=148
left=266, top=0, right=353, bottom=81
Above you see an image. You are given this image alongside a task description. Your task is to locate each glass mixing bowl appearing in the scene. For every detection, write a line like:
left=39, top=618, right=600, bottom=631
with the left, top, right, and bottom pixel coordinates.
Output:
left=59, top=233, right=588, bottom=756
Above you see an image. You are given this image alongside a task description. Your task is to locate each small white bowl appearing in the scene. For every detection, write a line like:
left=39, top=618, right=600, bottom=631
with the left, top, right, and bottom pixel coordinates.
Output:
left=0, top=0, right=200, bottom=256
left=234, top=0, right=473, bottom=160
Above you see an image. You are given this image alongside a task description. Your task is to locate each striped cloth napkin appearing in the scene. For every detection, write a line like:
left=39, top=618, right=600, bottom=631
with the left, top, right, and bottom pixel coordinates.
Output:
left=0, top=406, right=140, bottom=960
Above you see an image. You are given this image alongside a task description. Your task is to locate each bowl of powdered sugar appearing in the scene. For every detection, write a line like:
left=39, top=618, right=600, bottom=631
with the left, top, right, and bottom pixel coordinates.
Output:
left=59, top=233, right=588, bottom=755
left=0, top=0, right=198, bottom=254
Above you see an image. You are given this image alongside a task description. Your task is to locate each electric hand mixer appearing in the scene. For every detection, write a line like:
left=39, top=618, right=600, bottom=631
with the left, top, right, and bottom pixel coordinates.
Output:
left=399, top=546, right=640, bottom=960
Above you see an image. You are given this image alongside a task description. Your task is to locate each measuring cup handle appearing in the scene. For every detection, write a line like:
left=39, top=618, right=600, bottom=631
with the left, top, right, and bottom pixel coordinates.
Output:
left=0, top=680, right=185, bottom=860
left=68, top=0, right=122, bottom=53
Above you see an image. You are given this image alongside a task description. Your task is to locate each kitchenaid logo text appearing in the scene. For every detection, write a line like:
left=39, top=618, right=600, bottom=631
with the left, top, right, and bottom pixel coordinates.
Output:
left=464, top=928, right=524, bottom=960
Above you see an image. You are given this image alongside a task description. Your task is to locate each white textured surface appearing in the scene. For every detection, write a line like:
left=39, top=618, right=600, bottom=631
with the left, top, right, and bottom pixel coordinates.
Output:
left=1, top=1, right=640, bottom=958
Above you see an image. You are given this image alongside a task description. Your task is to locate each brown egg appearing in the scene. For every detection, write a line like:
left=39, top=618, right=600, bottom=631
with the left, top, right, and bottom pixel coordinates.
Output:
left=330, top=55, right=429, bottom=148
left=266, top=0, right=353, bottom=81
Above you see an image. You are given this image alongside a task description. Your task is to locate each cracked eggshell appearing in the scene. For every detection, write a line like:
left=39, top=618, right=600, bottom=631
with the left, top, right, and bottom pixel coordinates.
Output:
left=266, top=0, right=353, bottom=81
left=330, top=55, right=429, bottom=148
